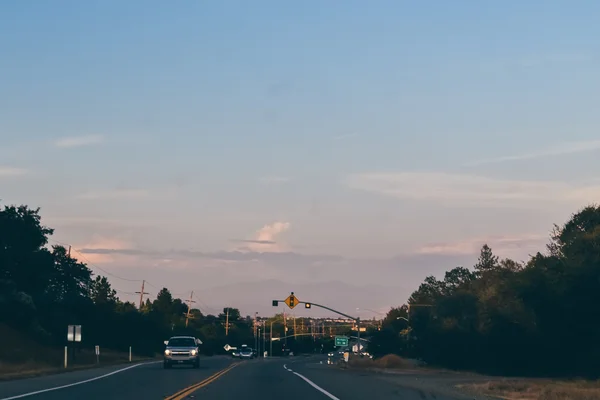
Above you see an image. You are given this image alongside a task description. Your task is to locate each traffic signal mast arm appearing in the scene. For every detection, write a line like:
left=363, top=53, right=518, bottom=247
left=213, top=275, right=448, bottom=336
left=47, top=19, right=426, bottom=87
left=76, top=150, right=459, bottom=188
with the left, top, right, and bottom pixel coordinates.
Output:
left=273, top=299, right=358, bottom=322
left=273, top=293, right=362, bottom=354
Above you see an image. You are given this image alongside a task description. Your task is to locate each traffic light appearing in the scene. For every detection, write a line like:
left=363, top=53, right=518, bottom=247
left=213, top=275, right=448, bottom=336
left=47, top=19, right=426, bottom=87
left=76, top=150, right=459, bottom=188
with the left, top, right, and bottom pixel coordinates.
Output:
left=304, top=303, right=312, bottom=309
left=272, top=300, right=279, bottom=307
left=289, top=295, right=295, bottom=308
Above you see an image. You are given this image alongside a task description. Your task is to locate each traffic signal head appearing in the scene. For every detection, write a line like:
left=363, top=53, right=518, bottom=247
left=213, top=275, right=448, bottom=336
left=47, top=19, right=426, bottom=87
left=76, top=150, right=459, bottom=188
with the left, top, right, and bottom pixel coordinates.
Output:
left=289, top=296, right=295, bottom=307
left=272, top=300, right=279, bottom=307
left=305, top=303, right=312, bottom=309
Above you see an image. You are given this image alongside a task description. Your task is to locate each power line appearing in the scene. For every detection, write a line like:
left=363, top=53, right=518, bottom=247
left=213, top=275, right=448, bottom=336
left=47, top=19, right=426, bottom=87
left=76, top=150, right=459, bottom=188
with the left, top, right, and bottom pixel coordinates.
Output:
left=144, top=281, right=159, bottom=289
left=113, top=290, right=139, bottom=296
left=49, top=238, right=142, bottom=282
left=193, top=293, right=219, bottom=314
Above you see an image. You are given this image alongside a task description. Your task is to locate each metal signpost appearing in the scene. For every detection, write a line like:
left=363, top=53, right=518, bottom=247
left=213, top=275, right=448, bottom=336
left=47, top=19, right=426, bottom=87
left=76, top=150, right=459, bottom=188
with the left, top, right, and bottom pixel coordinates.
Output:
left=67, top=325, right=82, bottom=342
left=67, top=325, right=82, bottom=366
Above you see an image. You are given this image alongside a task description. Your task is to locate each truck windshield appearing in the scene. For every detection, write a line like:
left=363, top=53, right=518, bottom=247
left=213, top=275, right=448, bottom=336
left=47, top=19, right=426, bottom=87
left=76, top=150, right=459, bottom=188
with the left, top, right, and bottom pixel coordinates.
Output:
left=168, top=338, right=196, bottom=347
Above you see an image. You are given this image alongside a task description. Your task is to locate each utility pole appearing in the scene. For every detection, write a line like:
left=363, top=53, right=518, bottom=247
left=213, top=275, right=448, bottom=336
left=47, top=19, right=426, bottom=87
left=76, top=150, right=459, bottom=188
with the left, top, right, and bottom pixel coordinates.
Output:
left=185, top=291, right=196, bottom=328
left=357, top=317, right=361, bottom=355
left=135, top=280, right=149, bottom=310
left=225, top=308, right=230, bottom=336
left=269, top=320, right=273, bottom=357
left=260, top=320, right=267, bottom=358
left=254, top=312, right=258, bottom=352
left=67, top=245, right=71, bottom=257
left=283, top=310, right=287, bottom=346
left=293, top=315, right=297, bottom=338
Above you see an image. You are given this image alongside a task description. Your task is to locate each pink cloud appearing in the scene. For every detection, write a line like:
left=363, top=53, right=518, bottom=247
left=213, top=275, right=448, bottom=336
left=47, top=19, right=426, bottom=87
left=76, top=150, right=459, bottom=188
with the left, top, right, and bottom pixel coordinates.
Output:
left=74, top=237, right=133, bottom=265
left=416, top=233, right=549, bottom=259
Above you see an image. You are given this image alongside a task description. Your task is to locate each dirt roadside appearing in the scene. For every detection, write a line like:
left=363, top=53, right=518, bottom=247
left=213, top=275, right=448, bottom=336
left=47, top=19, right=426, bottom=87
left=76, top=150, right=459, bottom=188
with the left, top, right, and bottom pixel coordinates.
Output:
left=342, top=355, right=600, bottom=399
left=349, top=367, right=600, bottom=400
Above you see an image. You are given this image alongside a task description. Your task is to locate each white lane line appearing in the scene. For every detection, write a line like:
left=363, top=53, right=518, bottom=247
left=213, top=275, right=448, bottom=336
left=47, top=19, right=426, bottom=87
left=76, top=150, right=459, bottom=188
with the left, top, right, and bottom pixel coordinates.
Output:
left=0, top=361, right=161, bottom=400
left=283, top=364, right=293, bottom=372
left=292, top=371, right=341, bottom=400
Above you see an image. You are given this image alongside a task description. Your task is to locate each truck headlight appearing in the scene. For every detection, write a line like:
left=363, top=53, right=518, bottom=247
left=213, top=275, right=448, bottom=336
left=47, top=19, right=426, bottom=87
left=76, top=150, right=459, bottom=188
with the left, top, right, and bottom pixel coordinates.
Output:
left=164, top=349, right=171, bottom=356
left=191, top=349, right=197, bottom=356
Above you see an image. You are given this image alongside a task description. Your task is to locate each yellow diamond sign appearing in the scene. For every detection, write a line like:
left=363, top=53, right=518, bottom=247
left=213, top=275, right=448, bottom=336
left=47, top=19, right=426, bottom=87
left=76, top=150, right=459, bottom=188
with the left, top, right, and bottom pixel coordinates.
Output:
left=284, top=293, right=299, bottom=309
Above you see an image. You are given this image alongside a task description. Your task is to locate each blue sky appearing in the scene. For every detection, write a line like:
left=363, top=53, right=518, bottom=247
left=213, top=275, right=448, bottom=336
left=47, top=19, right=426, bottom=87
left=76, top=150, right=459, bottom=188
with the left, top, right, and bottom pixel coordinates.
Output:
left=2, top=1, right=600, bottom=316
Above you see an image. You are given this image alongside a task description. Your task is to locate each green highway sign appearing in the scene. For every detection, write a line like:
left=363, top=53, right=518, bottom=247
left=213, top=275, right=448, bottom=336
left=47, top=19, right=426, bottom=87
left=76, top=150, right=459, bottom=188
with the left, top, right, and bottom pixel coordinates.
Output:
left=334, top=336, right=348, bottom=347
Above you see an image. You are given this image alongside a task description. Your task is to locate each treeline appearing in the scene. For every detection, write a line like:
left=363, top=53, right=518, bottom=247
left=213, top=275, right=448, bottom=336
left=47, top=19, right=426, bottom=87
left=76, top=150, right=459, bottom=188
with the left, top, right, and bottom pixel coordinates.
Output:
left=0, top=204, right=256, bottom=359
left=370, top=205, right=600, bottom=378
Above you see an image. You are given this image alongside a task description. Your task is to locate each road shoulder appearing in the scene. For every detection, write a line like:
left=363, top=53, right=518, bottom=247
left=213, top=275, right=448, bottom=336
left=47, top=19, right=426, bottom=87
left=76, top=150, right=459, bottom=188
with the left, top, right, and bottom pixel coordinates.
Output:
left=0, top=361, right=160, bottom=400
left=286, top=356, right=500, bottom=400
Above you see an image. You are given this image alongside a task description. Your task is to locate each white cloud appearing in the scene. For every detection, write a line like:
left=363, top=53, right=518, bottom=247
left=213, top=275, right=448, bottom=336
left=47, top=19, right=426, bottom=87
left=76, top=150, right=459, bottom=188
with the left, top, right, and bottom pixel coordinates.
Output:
left=465, top=139, right=600, bottom=166
left=76, top=189, right=149, bottom=200
left=54, top=134, right=104, bottom=148
left=345, top=172, right=600, bottom=209
left=259, top=176, right=290, bottom=184
left=237, top=221, right=291, bottom=253
left=0, top=167, right=27, bottom=177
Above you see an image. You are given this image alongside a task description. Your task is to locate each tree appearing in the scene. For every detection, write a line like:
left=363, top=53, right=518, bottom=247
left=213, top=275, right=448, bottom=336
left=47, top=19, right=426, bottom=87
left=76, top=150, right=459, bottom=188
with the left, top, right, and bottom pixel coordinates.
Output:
left=0, top=205, right=55, bottom=300
left=90, top=276, right=118, bottom=305
left=153, top=288, right=173, bottom=314
left=442, top=267, right=474, bottom=295
left=46, top=245, right=92, bottom=304
left=382, top=305, right=409, bottom=330
left=218, top=307, right=241, bottom=321
left=473, top=244, right=499, bottom=276
left=0, top=202, right=266, bottom=359
left=392, top=206, right=600, bottom=376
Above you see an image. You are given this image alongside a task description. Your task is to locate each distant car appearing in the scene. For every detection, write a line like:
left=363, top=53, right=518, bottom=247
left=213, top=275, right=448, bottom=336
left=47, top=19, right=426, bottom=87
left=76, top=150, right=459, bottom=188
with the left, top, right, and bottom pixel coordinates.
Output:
left=239, top=347, right=254, bottom=359
left=163, top=336, right=201, bottom=369
left=327, top=352, right=335, bottom=357
left=231, top=350, right=240, bottom=358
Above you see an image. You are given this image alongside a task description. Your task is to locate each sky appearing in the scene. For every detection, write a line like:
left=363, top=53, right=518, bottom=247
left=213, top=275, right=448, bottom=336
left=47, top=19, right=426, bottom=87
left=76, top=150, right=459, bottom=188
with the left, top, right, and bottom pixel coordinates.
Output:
left=2, top=1, right=600, bottom=317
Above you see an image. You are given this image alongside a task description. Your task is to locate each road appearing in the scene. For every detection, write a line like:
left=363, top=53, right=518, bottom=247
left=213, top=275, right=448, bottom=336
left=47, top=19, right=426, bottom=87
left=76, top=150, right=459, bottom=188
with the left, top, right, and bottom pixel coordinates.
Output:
left=0, top=355, right=481, bottom=400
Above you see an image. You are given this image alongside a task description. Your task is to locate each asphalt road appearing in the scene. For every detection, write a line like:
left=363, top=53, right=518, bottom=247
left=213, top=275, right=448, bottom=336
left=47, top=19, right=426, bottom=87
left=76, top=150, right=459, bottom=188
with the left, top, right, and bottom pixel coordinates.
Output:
left=0, top=355, right=477, bottom=400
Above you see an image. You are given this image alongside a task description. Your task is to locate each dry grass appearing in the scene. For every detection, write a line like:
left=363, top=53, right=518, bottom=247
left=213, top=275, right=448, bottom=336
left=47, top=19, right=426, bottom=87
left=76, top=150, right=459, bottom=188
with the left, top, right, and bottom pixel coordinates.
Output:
left=348, top=354, right=412, bottom=370
left=458, top=379, right=600, bottom=400
left=0, top=324, right=156, bottom=380
left=0, top=350, right=155, bottom=381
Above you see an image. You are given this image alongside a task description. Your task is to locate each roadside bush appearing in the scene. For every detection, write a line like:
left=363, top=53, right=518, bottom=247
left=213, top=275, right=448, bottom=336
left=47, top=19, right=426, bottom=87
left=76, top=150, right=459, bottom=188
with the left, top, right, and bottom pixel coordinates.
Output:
left=348, top=354, right=411, bottom=370
left=374, top=354, right=410, bottom=369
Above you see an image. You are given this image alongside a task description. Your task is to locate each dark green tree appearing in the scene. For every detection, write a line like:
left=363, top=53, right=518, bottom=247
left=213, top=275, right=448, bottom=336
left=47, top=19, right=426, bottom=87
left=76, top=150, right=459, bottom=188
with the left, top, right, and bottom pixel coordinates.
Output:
left=473, top=244, right=499, bottom=276
left=90, top=276, right=118, bottom=305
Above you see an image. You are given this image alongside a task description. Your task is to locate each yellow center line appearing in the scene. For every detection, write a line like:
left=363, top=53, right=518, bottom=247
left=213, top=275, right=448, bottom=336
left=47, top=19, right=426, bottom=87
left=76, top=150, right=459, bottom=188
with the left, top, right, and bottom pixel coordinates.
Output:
left=164, top=362, right=239, bottom=400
